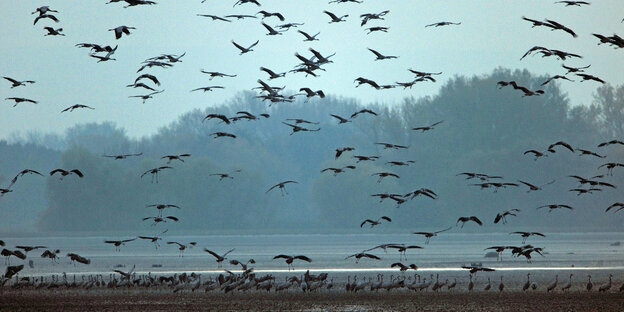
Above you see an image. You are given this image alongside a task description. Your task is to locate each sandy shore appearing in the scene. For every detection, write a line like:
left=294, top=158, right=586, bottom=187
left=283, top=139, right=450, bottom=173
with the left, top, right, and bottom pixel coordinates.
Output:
left=1, top=289, right=623, bottom=312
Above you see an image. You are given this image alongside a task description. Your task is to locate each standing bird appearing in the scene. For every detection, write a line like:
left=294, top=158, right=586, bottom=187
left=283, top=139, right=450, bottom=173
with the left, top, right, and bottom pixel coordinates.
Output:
left=109, top=26, right=135, bottom=39
left=273, top=254, right=312, bottom=270
left=412, top=227, right=452, bottom=244
left=587, top=275, right=593, bottom=291
left=561, top=274, right=573, bottom=291
left=498, top=276, right=505, bottom=292
left=547, top=275, right=558, bottom=292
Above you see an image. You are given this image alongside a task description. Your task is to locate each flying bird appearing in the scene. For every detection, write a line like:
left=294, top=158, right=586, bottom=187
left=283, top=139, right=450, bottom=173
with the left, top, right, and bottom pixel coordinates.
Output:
left=412, top=121, right=444, bottom=132
left=456, top=216, right=483, bottom=228
left=412, top=227, right=452, bottom=244
left=140, top=166, right=173, bottom=183
left=103, top=153, right=142, bottom=160
left=367, top=48, right=398, bottom=61
left=273, top=254, right=312, bottom=270
left=266, top=181, right=298, bottom=196
left=104, top=238, right=136, bottom=252
left=494, top=209, right=521, bottom=224
left=50, top=169, right=83, bottom=178
left=197, top=14, right=231, bottom=22
left=3, top=77, right=35, bottom=88
left=232, top=40, right=259, bottom=55
left=61, top=104, right=94, bottom=113
left=425, top=21, right=461, bottom=27
left=298, top=30, right=320, bottom=41
left=204, top=248, right=235, bottom=267
left=323, top=10, right=348, bottom=23
left=5, top=97, right=37, bottom=107
left=360, top=216, right=392, bottom=228
left=109, top=26, right=135, bottom=39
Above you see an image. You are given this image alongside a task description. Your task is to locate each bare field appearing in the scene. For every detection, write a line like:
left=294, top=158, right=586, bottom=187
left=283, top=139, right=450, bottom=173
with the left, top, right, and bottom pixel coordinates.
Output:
left=1, top=290, right=623, bottom=312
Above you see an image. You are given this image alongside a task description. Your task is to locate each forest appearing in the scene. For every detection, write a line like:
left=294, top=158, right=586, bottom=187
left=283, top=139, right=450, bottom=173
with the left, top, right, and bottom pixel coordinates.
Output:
left=1, top=68, right=622, bottom=233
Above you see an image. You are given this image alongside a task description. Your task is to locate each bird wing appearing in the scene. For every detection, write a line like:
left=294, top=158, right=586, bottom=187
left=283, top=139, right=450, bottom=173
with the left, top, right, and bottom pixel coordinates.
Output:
left=380, top=216, right=392, bottom=222
left=231, top=40, right=246, bottom=51
left=367, top=48, right=383, bottom=58
left=49, top=169, right=66, bottom=176
left=294, top=255, right=312, bottom=262
left=360, top=219, right=373, bottom=227
left=223, top=248, right=235, bottom=257
left=203, top=249, right=221, bottom=259
left=70, top=169, right=84, bottom=177
left=435, top=227, right=452, bottom=234
left=323, top=10, right=338, bottom=20
left=470, top=216, right=483, bottom=225
left=272, top=254, right=291, bottom=260
left=248, top=40, right=260, bottom=49
left=3, top=77, right=19, bottom=84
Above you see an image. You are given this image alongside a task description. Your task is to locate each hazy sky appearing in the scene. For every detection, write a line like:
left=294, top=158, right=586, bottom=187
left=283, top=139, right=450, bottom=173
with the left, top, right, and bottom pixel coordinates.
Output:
left=0, top=1, right=622, bottom=140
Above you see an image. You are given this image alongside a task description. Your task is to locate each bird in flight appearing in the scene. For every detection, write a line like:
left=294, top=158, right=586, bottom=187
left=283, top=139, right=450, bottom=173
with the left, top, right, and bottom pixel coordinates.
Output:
left=412, top=121, right=444, bottom=132
left=109, top=25, right=136, bottom=39
left=266, top=180, right=298, bottom=196
left=103, top=153, right=142, bottom=160
left=104, top=238, right=136, bottom=252
left=425, top=21, right=461, bottom=27
left=232, top=40, right=259, bottom=55
left=3, top=77, right=35, bottom=88
left=161, top=154, right=191, bottom=164
left=323, top=10, right=348, bottom=23
left=412, top=227, right=452, bottom=244
left=50, top=169, right=83, bottom=179
left=140, top=166, right=173, bottom=183
left=537, top=204, right=574, bottom=212
left=129, top=90, right=164, bottom=104
left=494, top=209, right=521, bottom=224
left=273, top=254, right=312, bottom=270
left=61, top=104, right=94, bottom=113
left=456, top=216, right=483, bottom=228
left=510, top=231, right=545, bottom=243
left=360, top=216, right=392, bottom=228
left=204, top=248, right=235, bottom=267
left=5, top=97, right=37, bottom=107
left=197, top=14, right=231, bottom=22
left=367, top=48, right=398, bottom=61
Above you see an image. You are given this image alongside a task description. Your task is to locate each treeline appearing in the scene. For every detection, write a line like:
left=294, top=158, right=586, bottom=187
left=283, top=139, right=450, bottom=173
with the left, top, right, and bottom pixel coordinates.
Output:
left=1, top=68, right=623, bottom=233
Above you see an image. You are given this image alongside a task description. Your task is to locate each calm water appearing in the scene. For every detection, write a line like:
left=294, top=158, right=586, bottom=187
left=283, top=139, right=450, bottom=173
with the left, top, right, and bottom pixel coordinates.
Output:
left=4, top=232, right=623, bottom=276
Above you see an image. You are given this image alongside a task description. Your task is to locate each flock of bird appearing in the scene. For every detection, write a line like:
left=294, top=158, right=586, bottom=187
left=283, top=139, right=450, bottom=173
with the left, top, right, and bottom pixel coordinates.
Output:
left=1, top=0, right=623, bottom=294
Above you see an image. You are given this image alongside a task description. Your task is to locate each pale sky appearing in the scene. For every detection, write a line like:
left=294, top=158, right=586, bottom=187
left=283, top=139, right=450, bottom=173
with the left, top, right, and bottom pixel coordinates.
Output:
left=1, top=0, right=622, bottom=140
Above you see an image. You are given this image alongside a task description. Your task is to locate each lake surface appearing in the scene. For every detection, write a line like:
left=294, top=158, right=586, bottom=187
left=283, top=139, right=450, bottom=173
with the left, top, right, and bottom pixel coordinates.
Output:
left=4, top=232, right=623, bottom=276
